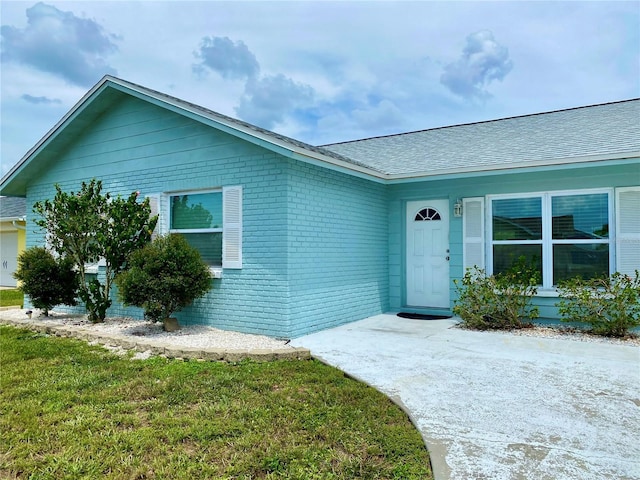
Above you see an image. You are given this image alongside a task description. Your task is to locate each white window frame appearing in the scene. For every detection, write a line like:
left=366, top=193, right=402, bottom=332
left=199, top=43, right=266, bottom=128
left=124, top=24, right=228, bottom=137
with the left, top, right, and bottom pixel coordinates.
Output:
left=487, top=188, right=614, bottom=290
left=167, top=188, right=225, bottom=276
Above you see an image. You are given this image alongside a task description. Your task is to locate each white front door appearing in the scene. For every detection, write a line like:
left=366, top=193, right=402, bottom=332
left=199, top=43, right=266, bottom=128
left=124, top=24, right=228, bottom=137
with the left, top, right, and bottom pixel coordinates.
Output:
left=406, top=199, right=450, bottom=308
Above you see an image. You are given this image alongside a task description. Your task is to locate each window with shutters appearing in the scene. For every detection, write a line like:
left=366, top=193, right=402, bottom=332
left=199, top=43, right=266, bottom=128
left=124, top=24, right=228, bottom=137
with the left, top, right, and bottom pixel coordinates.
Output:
left=147, top=186, right=242, bottom=271
left=615, top=187, right=640, bottom=276
left=488, top=189, right=612, bottom=287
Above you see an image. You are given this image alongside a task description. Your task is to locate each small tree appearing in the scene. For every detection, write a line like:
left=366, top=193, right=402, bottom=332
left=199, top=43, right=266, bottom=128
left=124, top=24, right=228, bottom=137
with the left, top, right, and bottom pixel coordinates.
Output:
left=13, top=247, right=79, bottom=317
left=116, top=234, right=211, bottom=328
left=33, top=180, right=157, bottom=322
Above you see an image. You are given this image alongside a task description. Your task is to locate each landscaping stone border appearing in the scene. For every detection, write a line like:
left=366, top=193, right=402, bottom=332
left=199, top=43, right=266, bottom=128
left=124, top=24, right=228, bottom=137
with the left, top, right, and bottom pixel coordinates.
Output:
left=0, top=317, right=311, bottom=362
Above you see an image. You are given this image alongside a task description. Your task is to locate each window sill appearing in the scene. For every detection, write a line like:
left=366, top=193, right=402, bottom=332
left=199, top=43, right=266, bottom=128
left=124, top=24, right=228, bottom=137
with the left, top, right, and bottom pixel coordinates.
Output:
left=209, top=267, right=223, bottom=279
left=536, top=289, right=560, bottom=298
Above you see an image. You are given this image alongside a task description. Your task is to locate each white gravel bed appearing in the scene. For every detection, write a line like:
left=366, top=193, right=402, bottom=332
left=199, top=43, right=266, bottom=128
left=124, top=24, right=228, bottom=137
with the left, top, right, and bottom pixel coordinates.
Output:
left=2, top=308, right=638, bottom=348
left=0, top=308, right=294, bottom=351
left=459, top=324, right=640, bottom=346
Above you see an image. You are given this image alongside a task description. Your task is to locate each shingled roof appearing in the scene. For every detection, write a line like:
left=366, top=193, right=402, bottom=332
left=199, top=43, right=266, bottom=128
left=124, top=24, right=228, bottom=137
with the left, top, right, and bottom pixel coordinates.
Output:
left=0, top=196, right=26, bottom=219
left=322, top=99, right=640, bottom=178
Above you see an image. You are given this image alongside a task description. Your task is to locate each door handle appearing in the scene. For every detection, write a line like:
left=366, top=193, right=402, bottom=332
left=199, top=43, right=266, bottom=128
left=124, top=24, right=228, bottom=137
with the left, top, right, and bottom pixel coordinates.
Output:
left=446, top=256, right=450, bottom=261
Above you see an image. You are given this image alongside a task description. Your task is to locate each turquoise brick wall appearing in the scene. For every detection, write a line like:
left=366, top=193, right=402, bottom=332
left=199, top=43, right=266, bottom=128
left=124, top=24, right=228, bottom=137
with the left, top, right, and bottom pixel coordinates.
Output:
left=286, top=160, right=389, bottom=337
left=388, top=161, right=640, bottom=318
left=26, top=95, right=292, bottom=337
left=21, top=88, right=637, bottom=333
left=23, top=93, right=389, bottom=338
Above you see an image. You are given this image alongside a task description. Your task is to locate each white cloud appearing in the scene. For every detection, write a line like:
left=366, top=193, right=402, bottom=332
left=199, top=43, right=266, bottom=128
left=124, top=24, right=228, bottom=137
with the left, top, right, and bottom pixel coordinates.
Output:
left=441, top=30, right=513, bottom=100
left=352, top=99, right=404, bottom=132
left=236, top=74, right=315, bottom=130
left=21, top=94, right=61, bottom=104
left=193, top=36, right=259, bottom=80
left=1, top=2, right=119, bottom=86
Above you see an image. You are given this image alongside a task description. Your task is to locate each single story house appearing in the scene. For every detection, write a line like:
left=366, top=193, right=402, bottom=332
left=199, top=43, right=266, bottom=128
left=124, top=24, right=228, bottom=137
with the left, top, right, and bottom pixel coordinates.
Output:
left=0, top=196, right=26, bottom=287
left=1, top=76, right=638, bottom=338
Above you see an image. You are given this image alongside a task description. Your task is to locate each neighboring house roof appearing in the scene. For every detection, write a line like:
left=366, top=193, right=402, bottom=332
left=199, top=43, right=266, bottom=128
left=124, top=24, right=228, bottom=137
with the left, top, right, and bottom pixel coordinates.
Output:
left=0, top=196, right=26, bottom=221
left=0, top=75, right=638, bottom=196
left=322, top=99, right=640, bottom=178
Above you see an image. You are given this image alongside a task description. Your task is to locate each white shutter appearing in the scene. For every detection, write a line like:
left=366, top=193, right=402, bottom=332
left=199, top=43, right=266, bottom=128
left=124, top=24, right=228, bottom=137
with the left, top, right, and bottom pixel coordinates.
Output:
left=463, top=197, right=485, bottom=271
left=145, top=194, right=159, bottom=239
left=615, top=186, right=640, bottom=275
left=222, top=185, right=242, bottom=269
left=144, top=193, right=168, bottom=238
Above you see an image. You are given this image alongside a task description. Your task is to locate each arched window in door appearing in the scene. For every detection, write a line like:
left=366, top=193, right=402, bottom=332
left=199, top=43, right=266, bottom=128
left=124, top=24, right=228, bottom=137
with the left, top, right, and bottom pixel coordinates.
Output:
left=415, top=207, right=442, bottom=221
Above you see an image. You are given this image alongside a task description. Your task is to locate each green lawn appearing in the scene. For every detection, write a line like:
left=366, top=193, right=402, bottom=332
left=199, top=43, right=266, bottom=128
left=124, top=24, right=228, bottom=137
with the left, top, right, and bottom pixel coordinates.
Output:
left=0, top=326, right=432, bottom=479
left=0, top=288, right=23, bottom=307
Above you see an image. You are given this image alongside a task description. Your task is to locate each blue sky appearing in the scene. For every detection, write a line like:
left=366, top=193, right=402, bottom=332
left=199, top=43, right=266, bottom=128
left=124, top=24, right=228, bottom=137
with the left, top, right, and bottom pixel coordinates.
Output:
left=1, top=1, right=639, bottom=177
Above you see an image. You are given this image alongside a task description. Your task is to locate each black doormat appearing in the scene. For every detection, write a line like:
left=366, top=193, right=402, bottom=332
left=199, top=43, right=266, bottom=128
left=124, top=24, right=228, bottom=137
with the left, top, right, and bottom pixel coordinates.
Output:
left=397, top=312, right=452, bottom=320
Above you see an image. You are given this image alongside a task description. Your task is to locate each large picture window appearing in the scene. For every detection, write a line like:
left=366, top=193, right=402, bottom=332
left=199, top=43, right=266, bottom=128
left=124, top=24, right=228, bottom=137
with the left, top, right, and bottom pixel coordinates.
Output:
left=170, top=191, right=223, bottom=266
left=489, top=190, right=611, bottom=288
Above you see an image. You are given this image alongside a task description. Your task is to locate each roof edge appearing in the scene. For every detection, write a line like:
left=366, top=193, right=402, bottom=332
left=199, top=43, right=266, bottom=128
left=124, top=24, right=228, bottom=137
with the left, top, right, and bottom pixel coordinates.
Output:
left=384, top=151, right=640, bottom=182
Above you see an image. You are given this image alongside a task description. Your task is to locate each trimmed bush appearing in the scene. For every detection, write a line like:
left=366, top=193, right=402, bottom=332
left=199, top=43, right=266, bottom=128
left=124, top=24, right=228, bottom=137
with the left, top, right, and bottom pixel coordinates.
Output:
left=13, top=247, right=79, bottom=316
left=115, top=234, right=211, bottom=326
left=453, top=258, right=540, bottom=330
left=556, top=271, right=640, bottom=337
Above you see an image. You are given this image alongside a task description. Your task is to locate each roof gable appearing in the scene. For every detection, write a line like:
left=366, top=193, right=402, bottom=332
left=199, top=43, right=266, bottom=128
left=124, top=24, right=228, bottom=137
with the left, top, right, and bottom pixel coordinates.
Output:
left=0, top=76, right=381, bottom=196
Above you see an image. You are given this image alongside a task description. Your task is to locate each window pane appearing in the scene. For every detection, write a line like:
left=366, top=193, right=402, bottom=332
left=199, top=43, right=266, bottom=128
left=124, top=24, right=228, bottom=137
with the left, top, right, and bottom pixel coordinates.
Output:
left=493, top=244, right=542, bottom=278
left=552, top=193, right=608, bottom=239
left=553, top=244, right=609, bottom=284
left=492, top=198, right=542, bottom=240
left=171, top=193, right=222, bottom=229
left=181, top=232, right=222, bottom=266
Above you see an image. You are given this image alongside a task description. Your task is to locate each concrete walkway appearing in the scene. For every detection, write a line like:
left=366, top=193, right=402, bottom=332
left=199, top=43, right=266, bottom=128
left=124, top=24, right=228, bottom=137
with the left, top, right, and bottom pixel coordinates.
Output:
left=291, top=314, right=640, bottom=480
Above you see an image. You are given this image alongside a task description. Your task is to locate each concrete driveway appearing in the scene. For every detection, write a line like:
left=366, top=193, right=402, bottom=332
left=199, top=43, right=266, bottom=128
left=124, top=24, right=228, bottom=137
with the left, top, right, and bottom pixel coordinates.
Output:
left=291, top=314, right=640, bottom=480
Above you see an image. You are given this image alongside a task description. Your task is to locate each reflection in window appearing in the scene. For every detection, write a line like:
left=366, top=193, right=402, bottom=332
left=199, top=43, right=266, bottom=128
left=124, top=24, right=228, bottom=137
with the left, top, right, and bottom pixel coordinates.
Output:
left=552, top=193, right=609, bottom=239
left=170, top=191, right=223, bottom=266
left=490, top=191, right=610, bottom=287
left=492, top=197, right=542, bottom=240
left=170, top=193, right=222, bottom=229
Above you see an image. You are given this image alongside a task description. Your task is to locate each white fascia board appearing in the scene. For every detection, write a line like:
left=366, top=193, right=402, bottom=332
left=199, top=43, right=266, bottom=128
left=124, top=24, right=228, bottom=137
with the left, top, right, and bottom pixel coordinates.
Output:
left=384, top=152, right=640, bottom=184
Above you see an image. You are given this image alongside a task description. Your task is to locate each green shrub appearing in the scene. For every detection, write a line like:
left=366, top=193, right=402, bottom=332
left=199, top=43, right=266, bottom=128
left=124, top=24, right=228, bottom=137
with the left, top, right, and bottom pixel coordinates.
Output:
left=115, top=234, right=211, bottom=325
left=33, top=179, right=157, bottom=322
left=453, top=258, right=540, bottom=330
left=556, top=271, right=640, bottom=337
left=13, top=247, right=79, bottom=316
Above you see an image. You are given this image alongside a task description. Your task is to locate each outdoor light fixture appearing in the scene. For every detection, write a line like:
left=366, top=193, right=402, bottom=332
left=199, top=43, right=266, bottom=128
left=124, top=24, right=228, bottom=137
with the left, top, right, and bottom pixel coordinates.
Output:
left=453, top=199, right=463, bottom=217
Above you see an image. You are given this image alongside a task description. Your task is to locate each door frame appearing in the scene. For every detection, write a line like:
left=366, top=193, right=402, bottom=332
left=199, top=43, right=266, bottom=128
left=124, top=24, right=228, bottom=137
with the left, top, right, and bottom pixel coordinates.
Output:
left=404, top=199, right=450, bottom=309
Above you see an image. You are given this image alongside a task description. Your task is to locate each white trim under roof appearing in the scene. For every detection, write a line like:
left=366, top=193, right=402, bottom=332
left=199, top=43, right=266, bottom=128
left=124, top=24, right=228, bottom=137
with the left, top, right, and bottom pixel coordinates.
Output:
left=384, top=152, right=640, bottom=183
